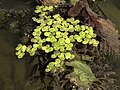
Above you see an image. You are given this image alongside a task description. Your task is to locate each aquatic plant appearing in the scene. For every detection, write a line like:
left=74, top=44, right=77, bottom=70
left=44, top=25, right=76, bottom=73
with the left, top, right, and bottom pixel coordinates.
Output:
left=66, top=60, right=97, bottom=87
left=15, top=5, right=99, bottom=88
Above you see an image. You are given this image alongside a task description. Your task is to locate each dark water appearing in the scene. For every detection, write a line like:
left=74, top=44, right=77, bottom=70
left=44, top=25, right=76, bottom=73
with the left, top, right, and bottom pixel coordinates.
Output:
left=0, top=30, right=41, bottom=90
left=101, top=0, right=120, bottom=31
left=0, top=30, right=26, bottom=90
left=100, top=0, right=120, bottom=88
left=0, top=0, right=40, bottom=90
left=101, top=0, right=120, bottom=90
left=0, top=0, right=120, bottom=90
left=1, top=0, right=32, bottom=9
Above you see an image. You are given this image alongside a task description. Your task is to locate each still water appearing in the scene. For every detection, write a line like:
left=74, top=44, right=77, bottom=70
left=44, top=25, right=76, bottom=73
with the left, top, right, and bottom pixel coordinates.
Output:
left=100, top=0, right=120, bottom=88
left=101, top=0, right=120, bottom=31
left=0, top=0, right=41, bottom=90
left=0, top=30, right=26, bottom=90
left=0, top=0, right=120, bottom=90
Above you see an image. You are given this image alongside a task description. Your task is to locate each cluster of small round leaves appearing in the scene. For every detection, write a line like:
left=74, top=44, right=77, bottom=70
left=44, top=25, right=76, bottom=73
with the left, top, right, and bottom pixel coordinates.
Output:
left=15, top=44, right=26, bottom=58
left=15, top=5, right=99, bottom=72
left=45, top=58, right=61, bottom=72
left=51, top=51, right=75, bottom=60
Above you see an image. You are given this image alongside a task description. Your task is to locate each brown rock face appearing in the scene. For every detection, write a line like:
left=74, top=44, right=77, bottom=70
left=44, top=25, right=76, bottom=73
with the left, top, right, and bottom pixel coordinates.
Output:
left=68, top=0, right=120, bottom=55
left=96, top=18, right=120, bottom=54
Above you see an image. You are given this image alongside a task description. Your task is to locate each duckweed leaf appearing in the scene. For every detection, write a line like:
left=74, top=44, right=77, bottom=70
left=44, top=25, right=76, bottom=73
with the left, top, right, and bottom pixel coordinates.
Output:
left=48, top=47, right=53, bottom=52
left=58, top=38, right=65, bottom=45
left=66, top=18, right=75, bottom=23
left=81, top=25, right=86, bottom=31
left=15, top=44, right=22, bottom=50
left=26, top=45, right=32, bottom=52
left=44, top=32, right=51, bottom=36
left=69, top=35, right=75, bottom=42
left=33, top=44, right=38, bottom=48
left=65, top=38, right=70, bottom=43
left=65, top=52, right=71, bottom=59
left=53, top=14, right=61, bottom=19
left=51, top=54, right=57, bottom=59
left=58, top=53, right=65, bottom=60
left=82, top=38, right=89, bottom=45
left=56, top=31, right=61, bottom=38
left=62, top=32, right=68, bottom=38
left=21, top=45, right=27, bottom=52
left=92, top=33, right=97, bottom=38
left=47, top=19, right=53, bottom=25
left=54, top=51, right=60, bottom=56
left=54, top=59, right=61, bottom=67
left=79, top=31, right=85, bottom=38
left=75, top=25, right=81, bottom=31
left=74, top=35, right=80, bottom=40
left=85, top=34, right=92, bottom=39
left=60, top=45, right=65, bottom=52
left=65, top=43, right=73, bottom=50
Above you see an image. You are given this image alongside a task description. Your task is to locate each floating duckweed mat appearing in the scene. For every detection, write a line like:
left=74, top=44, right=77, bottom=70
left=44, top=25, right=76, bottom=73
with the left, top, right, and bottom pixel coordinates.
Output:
left=0, top=0, right=119, bottom=90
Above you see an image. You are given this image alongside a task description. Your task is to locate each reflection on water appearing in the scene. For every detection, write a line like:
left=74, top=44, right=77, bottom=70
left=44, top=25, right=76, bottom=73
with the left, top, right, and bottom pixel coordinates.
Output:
left=101, top=0, right=120, bottom=88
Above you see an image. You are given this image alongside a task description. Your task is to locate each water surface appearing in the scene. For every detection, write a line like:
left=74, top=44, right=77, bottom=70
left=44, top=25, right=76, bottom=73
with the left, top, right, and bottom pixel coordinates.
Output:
left=101, top=0, right=120, bottom=31
left=0, top=0, right=120, bottom=90
left=0, top=30, right=27, bottom=90
left=101, top=0, right=120, bottom=88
